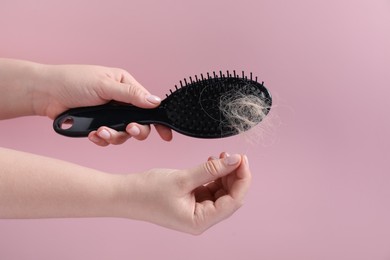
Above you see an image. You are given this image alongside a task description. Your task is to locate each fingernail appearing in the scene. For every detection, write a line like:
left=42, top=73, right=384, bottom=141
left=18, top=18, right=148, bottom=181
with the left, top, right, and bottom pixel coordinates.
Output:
left=146, top=95, right=161, bottom=104
left=224, top=154, right=241, bottom=166
left=128, top=125, right=140, bottom=136
left=89, top=134, right=100, bottom=143
left=244, top=155, right=249, bottom=167
left=98, top=129, right=110, bottom=140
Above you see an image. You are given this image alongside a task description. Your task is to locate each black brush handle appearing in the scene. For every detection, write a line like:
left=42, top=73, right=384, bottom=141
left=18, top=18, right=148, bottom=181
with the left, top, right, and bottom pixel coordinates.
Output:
left=53, top=103, right=166, bottom=137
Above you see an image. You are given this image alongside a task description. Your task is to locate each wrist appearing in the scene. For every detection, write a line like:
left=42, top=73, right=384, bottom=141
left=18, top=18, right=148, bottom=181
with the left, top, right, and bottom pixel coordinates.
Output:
left=109, top=173, right=145, bottom=220
left=0, top=59, right=47, bottom=118
left=28, top=62, right=54, bottom=117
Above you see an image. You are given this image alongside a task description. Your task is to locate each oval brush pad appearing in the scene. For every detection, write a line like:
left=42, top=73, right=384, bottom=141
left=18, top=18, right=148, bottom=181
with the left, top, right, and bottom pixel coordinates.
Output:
left=53, top=71, right=272, bottom=138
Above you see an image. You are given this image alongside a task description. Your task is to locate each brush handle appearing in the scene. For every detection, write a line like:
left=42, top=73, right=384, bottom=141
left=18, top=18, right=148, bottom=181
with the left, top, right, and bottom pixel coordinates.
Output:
left=53, top=103, right=165, bottom=137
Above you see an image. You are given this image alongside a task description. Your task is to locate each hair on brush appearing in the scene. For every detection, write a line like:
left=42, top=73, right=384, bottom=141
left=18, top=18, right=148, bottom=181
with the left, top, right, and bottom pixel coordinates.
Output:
left=53, top=70, right=272, bottom=139
left=219, top=89, right=271, bottom=135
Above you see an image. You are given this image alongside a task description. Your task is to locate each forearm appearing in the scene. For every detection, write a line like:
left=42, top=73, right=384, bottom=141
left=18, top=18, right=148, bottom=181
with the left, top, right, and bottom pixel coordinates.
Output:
left=0, top=59, right=47, bottom=119
left=0, top=147, right=128, bottom=218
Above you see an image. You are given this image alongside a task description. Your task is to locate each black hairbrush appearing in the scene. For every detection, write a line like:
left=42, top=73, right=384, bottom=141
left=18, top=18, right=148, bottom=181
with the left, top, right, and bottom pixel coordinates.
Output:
left=53, top=71, right=272, bottom=139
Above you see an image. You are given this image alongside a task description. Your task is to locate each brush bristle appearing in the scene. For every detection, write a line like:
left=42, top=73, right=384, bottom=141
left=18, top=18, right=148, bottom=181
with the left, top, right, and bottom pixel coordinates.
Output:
left=161, top=71, right=272, bottom=138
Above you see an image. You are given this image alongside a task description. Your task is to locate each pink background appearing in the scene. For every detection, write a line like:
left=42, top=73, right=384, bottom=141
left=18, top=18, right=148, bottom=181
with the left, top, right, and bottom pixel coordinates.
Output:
left=1, top=0, right=389, bottom=259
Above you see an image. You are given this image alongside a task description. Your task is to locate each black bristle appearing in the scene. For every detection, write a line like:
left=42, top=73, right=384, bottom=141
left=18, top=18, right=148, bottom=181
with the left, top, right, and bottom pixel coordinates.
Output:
left=242, top=71, right=245, bottom=78
left=255, top=76, right=258, bottom=82
left=227, top=70, right=230, bottom=77
left=201, top=74, right=204, bottom=80
left=195, top=75, right=199, bottom=82
left=175, top=85, right=178, bottom=90
left=207, top=72, right=210, bottom=79
left=219, top=71, right=223, bottom=78
left=169, top=89, right=173, bottom=94
left=250, top=72, right=252, bottom=80
left=180, top=80, right=183, bottom=87
left=184, top=78, right=188, bottom=85
left=189, top=76, right=193, bottom=83
left=213, top=71, right=216, bottom=78
left=233, top=70, right=236, bottom=77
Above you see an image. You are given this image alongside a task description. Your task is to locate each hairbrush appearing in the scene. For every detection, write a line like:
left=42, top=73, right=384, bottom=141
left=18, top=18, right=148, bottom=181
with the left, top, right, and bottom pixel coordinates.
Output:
left=53, top=71, right=272, bottom=139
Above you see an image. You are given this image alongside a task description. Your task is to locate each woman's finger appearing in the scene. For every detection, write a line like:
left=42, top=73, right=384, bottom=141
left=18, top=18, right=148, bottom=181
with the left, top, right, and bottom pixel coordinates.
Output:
left=96, top=127, right=130, bottom=145
left=126, top=123, right=151, bottom=141
left=154, top=124, right=173, bottom=141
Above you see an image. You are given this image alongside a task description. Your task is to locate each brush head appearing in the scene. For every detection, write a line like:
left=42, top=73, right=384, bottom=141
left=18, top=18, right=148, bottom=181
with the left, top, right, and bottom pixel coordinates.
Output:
left=160, top=71, right=272, bottom=138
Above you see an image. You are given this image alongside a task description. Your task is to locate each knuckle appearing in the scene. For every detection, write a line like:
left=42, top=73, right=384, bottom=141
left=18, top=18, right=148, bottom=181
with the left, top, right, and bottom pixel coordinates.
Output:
left=135, top=135, right=148, bottom=141
left=187, top=220, right=207, bottom=236
left=228, top=197, right=244, bottom=212
left=136, top=126, right=150, bottom=140
left=95, top=141, right=109, bottom=147
left=235, top=200, right=244, bottom=210
left=126, top=83, right=144, bottom=99
left=188, top=227, right=205, bottom=236
left=117, top=68, right=134, bottom=82
left=111, top=133, right=130, bottom=145
left=203, top=160, right=221, bottom=177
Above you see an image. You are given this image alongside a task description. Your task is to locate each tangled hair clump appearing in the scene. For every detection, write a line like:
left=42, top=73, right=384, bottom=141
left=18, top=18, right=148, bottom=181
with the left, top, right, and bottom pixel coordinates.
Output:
left=219, top=91, right=271, bottom=134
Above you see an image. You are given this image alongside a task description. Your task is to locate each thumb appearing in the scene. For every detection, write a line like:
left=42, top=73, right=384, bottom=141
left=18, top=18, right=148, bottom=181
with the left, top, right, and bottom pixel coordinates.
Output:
left=101, top=77, right=161, bottom=108
left=185, top=154, right=242, bottom=189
